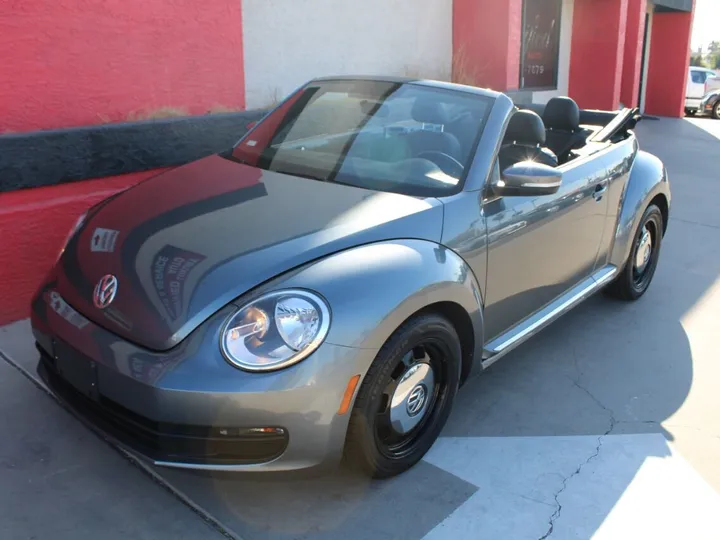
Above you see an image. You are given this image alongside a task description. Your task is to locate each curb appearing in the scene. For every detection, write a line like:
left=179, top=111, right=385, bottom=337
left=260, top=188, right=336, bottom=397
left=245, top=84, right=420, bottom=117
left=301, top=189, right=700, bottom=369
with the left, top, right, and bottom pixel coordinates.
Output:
left=0, top=346, right=245, bottom=540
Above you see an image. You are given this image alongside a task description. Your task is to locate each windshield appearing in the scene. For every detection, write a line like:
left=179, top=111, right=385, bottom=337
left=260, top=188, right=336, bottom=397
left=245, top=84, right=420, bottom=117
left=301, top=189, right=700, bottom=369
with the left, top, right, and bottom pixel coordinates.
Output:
left=231, top=80, right=493, bottom=196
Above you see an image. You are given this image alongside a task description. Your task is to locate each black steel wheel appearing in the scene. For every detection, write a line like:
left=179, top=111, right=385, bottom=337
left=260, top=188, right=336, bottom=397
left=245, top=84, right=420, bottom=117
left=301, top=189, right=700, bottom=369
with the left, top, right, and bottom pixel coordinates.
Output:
left=344, top=313, right=460, bottom=478
left=605, top=204, right=663, bottom=301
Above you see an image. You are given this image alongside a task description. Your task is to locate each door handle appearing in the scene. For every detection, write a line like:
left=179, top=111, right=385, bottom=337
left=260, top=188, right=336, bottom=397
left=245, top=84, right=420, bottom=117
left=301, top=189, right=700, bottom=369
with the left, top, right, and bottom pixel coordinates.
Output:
left=593, top=181, right=608, bottom=201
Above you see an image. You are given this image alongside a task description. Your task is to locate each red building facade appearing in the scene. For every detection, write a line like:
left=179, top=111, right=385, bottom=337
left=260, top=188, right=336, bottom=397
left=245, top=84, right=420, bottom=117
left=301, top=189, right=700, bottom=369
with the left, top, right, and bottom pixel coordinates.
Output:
left=455, top=0, right=694, bottom=114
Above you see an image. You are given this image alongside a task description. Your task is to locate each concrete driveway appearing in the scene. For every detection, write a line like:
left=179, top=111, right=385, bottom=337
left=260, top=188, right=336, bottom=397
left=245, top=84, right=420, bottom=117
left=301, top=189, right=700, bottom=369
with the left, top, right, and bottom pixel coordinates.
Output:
left=2, top=117, right=720, bottom=540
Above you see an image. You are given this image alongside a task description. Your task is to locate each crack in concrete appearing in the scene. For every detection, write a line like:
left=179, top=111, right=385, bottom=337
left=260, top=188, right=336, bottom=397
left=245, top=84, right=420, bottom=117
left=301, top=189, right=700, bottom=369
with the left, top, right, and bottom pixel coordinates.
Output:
left=514, top=493, right=557, bottom=508
left=670, top=217, right=720, bottom=231
left=536, top=381, right=720, bottom=538
left=538, top=378, right=618, bottom=539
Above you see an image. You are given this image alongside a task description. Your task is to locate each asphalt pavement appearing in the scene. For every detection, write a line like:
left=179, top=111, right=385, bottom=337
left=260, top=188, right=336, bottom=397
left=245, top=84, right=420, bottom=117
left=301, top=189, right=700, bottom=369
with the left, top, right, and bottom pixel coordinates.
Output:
left=2, top=116, right=720, bottom=539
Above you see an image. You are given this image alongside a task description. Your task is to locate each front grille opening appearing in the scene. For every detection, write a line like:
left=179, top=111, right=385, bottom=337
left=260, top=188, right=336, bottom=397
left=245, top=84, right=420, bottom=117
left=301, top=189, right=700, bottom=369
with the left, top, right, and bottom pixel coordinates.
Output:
left=37, top=346, right=288, bottom=465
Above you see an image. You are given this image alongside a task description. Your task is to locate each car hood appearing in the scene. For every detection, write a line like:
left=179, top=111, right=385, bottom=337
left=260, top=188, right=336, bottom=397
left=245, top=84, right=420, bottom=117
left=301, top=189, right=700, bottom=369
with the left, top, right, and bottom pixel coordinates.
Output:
left=56, top=155, right=444, bottom=350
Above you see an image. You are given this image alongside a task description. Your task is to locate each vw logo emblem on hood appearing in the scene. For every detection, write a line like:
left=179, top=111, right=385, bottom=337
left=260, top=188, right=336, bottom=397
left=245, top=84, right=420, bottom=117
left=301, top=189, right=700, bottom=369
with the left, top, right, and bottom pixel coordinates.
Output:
left=406, top=384, right=427, bottom=417
left=93, top=274, right=118, bottom=309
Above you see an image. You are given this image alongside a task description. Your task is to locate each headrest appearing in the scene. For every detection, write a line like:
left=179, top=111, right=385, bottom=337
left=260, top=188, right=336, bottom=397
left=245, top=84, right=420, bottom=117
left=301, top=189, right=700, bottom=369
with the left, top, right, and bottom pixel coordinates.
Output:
left=411, top=97, right=450, bottom=125
left=504, top=110, right=546, bottom=146
left=543, top=97, right=580, bottom=131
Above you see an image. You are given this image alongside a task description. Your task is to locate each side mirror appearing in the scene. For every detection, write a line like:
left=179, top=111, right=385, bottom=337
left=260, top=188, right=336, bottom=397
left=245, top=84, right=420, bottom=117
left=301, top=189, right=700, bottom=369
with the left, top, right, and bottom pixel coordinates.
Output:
left=493, top=161, right=562, bottom=197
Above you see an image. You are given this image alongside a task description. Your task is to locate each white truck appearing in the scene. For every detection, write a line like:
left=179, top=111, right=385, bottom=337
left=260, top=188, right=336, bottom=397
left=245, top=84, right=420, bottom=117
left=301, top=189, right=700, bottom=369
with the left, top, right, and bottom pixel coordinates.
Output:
left=686, top=66, right=720, bottom=115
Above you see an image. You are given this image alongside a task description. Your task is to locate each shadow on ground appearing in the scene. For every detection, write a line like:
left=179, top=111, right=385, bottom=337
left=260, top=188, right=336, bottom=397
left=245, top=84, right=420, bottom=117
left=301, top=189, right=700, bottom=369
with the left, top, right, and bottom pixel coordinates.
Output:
left=149, top=118, right=720, bottom=539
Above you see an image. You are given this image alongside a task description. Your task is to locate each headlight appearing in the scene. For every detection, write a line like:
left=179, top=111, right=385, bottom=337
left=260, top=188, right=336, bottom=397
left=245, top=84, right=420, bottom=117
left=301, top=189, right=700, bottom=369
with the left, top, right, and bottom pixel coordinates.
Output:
left=221, top=289, right=331, bottom=372
left=58, top=211, right=88, bottom=261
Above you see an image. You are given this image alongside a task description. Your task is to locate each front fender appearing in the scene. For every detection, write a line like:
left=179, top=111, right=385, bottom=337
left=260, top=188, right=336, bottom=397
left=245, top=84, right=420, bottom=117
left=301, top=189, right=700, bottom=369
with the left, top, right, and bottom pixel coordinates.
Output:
left=267, top=239, right=484, bottom=372
left=609, top=150, right=671, bottom=269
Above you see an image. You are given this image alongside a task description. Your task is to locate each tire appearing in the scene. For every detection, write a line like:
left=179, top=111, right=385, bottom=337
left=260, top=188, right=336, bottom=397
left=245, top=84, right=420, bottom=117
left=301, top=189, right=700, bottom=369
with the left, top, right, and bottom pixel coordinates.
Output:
left=685, top=108, right=697, bottom=116
left=605, top=204, right=663, bottom=301
left=713, top=102, right=720, bottom=120
left=344, top=313, right=461, bottom=478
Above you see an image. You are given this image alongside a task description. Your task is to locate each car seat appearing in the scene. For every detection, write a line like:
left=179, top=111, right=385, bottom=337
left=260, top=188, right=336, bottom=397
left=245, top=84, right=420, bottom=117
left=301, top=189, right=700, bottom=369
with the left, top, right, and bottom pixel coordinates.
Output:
left=499, top=110, right=558, bottom=170
left=542, top=97, right=588, bottom=164
left=406, top=97, right=462, bottom=159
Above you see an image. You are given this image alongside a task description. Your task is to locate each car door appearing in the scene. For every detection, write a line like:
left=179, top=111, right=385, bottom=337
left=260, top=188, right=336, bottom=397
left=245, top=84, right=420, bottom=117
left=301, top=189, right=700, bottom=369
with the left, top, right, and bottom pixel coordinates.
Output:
left=706, top=73, right=720, bottom=94
left=481, top=155, right=610, bottom=341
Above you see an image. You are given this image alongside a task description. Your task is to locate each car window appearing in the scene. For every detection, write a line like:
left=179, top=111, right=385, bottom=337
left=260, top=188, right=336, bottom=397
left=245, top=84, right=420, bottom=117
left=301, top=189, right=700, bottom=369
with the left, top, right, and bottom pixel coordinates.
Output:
left=691, top=70, right=706, bottom=84
left=231, top=80, right=493, bottom=197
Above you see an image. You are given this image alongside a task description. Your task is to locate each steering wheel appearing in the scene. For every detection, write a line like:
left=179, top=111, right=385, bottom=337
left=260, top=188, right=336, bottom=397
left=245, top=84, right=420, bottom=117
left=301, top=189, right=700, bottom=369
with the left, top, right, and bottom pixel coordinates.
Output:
left=416, top=151, right=465, bottom=178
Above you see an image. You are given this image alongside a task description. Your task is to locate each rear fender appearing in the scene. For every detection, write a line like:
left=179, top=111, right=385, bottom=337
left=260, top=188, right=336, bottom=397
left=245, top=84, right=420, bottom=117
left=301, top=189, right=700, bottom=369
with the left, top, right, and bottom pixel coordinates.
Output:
left=263, top=239, right=484, bottom=375
left=608, top=150, right=671, bottom=269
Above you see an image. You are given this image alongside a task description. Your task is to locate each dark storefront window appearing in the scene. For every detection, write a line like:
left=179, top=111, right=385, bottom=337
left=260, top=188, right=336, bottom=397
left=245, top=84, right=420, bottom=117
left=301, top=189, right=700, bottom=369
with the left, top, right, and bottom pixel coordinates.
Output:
left=520, top=0, right=563, bottom=90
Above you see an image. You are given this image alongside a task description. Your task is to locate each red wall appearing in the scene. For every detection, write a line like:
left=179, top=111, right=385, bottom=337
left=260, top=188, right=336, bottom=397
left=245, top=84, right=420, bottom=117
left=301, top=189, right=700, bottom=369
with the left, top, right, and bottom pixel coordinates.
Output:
left=0, top=0, right=245, bottom=133
left=0, top=172, right=169, bottom=325
left=569, top=0, right=628, bottom=110
left=0, top=0, right=245, bottom=324
left=620, top=0, right=647, bottom=107
left=453, top=0, right=522, bottom=91
left=644, top=8, right=695, bottom=118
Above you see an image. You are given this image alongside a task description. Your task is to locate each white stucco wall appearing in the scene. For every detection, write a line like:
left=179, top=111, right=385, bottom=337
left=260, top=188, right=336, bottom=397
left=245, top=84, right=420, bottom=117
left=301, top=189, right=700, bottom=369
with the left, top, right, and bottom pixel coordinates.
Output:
left=241, top=0, right=453, bottom=109
left=532, top=0, right=575, bottom=104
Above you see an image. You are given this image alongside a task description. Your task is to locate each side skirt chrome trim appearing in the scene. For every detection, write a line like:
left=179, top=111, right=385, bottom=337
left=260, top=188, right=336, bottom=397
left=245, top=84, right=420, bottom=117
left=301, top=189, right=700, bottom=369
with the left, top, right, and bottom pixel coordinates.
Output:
left=481, top=265, right=618, bottom=370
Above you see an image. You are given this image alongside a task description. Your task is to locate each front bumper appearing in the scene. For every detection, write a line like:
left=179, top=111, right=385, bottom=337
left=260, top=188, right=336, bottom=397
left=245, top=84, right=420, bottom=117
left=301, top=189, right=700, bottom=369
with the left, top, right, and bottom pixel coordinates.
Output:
left=31, top=290, right=377, bottom=471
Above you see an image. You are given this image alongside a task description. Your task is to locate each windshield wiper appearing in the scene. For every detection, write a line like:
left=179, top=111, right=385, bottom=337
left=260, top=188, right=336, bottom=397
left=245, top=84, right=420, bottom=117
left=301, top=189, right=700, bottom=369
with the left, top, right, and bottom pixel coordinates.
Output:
left=219, top=150, right=249, bottom=164
left=220, top=154, right=327, bottom=182
left=271, top=168, right=327, bottom=183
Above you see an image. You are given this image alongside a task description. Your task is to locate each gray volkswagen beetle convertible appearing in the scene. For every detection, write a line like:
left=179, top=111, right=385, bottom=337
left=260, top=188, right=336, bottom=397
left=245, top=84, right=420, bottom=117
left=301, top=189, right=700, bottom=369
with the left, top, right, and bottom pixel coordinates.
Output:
left=32, top=77, right=670, bottom=478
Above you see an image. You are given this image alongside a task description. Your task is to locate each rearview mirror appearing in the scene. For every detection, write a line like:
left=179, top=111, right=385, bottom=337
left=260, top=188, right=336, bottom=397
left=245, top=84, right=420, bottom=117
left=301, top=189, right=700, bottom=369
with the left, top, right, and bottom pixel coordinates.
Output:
left=493, top=161, right=562, bottom=197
